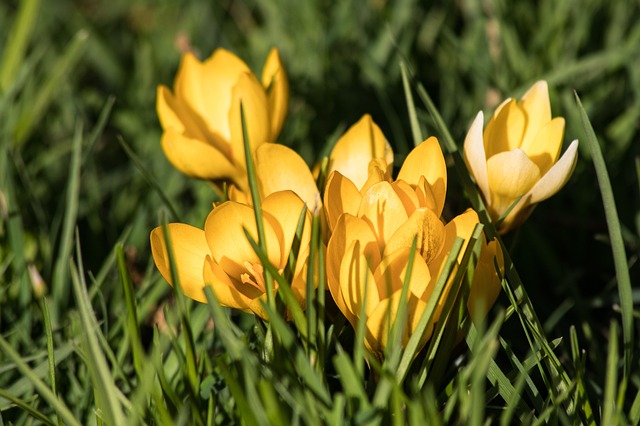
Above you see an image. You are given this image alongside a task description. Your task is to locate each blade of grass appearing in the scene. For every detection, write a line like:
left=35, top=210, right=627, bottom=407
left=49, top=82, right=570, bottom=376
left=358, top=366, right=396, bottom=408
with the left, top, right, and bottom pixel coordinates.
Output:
left=575, top=92, right=633, bottom=378
left=0, top=337, right=81, bottom=426
left=602, top=321, right=619, bottom=425
left=70, top=241, right=125, bottom=424
left=400, top=62, right=422, bottom=146
left=0, top=389, right=54, bottom=425
left=0, top=0, right=40, bottom=92
left=51, top=121, right=82, bottom=324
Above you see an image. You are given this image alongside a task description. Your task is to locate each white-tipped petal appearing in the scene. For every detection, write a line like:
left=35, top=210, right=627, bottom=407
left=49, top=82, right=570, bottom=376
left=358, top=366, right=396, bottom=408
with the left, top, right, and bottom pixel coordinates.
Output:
left=463, top=112, right=490, bottom=201
left=526, top=140, right=579, bottom=204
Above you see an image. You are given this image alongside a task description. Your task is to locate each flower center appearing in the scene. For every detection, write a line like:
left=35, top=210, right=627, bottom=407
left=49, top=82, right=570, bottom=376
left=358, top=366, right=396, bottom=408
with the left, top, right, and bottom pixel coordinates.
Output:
left=240, top=261, right=265, bottom=293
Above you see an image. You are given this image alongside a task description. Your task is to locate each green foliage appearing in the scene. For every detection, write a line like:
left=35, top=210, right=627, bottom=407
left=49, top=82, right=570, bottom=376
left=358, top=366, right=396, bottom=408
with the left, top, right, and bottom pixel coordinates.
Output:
left=1, top=0, right=639, bottom=424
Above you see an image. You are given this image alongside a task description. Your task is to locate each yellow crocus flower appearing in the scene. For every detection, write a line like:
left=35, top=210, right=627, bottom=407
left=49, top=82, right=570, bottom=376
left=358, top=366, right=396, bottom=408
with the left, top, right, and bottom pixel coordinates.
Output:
left=463, top=81, right=579, bottom=233
left=157, top=48, right=289, bottom=191
left=325, top=138, right=502, bottom=355
left=150, top=191, right=311, bottom=319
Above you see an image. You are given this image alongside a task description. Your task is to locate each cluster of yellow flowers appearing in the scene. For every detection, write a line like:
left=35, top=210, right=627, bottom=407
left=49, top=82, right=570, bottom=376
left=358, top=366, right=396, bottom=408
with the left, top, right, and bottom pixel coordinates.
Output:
left=150, top=48, right=577, bottom=356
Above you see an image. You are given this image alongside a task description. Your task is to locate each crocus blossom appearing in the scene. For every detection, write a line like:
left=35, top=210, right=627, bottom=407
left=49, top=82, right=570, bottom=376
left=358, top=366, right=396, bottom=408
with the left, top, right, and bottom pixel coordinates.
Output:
left=157, top=48, right=289, bottom=191
left=463, top=81, right=578, bottom=233
left=150, top=191, right=311, bottom=319
left=325, top=138, right=502, bottom=355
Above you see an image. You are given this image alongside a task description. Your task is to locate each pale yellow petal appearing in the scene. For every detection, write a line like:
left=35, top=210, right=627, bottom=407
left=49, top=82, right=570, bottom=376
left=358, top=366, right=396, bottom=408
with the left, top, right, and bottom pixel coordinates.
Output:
left=323, top=171, right=361, bottom=232
left=519, top=81, right=552, bottom=149
left=373, top=247, right=432, bottom=300
left=262, top=190, right=311, bottom=268
left=397, top=137, right=447, bottom=215
left=519, top=117, right=565, bottom=175
left=228, top=73, right=271, bottom=168
left=175, top=50, right=250, bottom=142
left=328, top=114, right=393, bottom=190
left=414, top=176, right=439, bottom=215
left=202, top=255, right=256, bottom=309
left=430, top=209, right=480, bottom=275
left=161, top=129, right=236, bottom=181
left=384, top=208, right=445, bottom=266
left=365, top=291, right=429, bottom=354
left=261, top=48, right=289, bottom=141
left=326, top=214, right=381, bottom=325
left=339, top=240, right=379, bottom=320
left=390, top=180, right=420, bottom=218
left=150, top=223, right=209, bottom=296
left=463, top=112, right=491, bottom=202
left=484, top=99, right=526, bottom=158
left=358, top=181, right=408, bottom=247
left=526, top=139, right=579, bottom=205
left=486, top=149, right=541, bottom=220
left=204, top=201, right=281, bottom=279
left=359, top=158, right=391, bottom=195
left=255, top=144, right=320, bottom=212
left=467, top=239, right=503, bottom=322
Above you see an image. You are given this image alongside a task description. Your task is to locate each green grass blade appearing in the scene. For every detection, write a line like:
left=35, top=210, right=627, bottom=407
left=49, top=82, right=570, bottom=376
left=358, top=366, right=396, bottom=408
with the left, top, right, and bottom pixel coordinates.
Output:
left=116, top=243, right=144, bottom=380
left=0, top=0, right=40, bottom=92
left=400, top=62, right=422, bottom=146
left=0, top=388, right=54, bottom=425
left=70, top=240, right=125, bottom=424
left=51, top=121, right=82, bottom=324
left=240, top=102, right=274, bottom=311
left=0, top=337, right=81, bottom=426
left=575, top=92, right=634, bottom=377
left=602, top=321, right=619, bottom=425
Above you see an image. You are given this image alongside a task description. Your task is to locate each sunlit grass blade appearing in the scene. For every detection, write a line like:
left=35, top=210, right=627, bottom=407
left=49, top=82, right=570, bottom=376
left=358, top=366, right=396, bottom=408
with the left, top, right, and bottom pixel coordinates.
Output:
left=240, top=102, right=274, bottom=312
left=333, top=349, right=371, bottom=413
left=116, top=243, right=144, bottom=380
left=575, top=92, right=634, bottom=378
left=0, top=0, right=40, bottom=92
left=0, top=338, right=80, bottom=426
left=70, top=241, right=125, bottom=424
left=0, top=388, right=54, bottom=425
left=395, top=237, right=463, bottom=384
left=51, top=121, right=82, bottom=324
left=602, top=321, right=620, bottom=425
left=400, top=62, right=422, bottom=146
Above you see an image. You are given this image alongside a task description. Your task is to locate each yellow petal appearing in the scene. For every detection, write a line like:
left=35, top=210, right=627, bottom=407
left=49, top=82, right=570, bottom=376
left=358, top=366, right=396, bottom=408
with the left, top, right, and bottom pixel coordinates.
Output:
left=175, top=50, right=251, bottom=142
left=150, top=223, right=209, bottom=296
left=373, top=247, right=432, bottom=300
left=430, top=209, right=480, bottom=276
left=484, top=99, right=526, bottom=158
left=204, top=201, right=281, bottom=280
left=486, top=149, right=541, bottom=220
left=365, top=291, right=429, bottom=354
left=326, top=213, right=381, bottom=325
left=358, top=181, right=408, bottom=247
left=390, top=179, right=420, bottom=218
left=467, top=238, right=503, bottom=322
left=328, top=114, right=393, bottom=190
left=359, top=158, right=391, bottom=195
left=527, top=139, right=579, bottom=205
left=519, top=117, right=565, bottom=175
left=255, top=144, right=320, bottom=212
left=262, top=190, right=311, bottom=268
left=519, top=81, right=552, bottom=149
left=161, top=129, right=237, bottom=181
left=414, top=176, right=439, bottom=214
left=228, top=72, right=271, bottom=168
left=202, top=255, right=256, bottom=309
left=463, top=111, right=491, bottom=202
left=384, top=208, right=445, bottom=266
left=323, top=171, right=361, bottom=232
left=339, top=240, right=379, bottom=320
left=261, top=48, right=289, bottom=141
left=397, top=136, right=447, bottom=215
